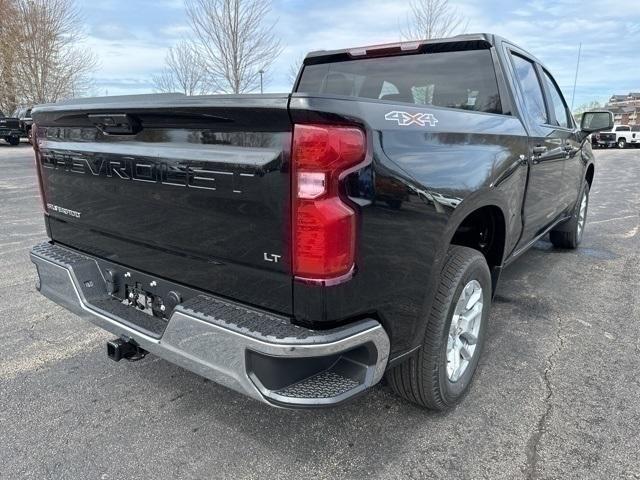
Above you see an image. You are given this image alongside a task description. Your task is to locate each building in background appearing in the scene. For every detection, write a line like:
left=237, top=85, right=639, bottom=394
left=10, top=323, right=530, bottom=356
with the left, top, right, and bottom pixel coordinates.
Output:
left=606, top=92, right=640, bottom=125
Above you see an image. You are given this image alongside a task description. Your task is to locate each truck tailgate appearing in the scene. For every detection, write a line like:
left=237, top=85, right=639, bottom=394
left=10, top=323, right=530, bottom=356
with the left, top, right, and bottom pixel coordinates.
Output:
left=32, top=94, right=293, bottom=314
left=0, top=116, right=19, bottom=131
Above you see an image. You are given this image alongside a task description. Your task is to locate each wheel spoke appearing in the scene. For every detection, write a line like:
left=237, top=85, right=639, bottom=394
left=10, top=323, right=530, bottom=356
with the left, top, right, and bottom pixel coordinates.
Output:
left=460, top=331, right=478, bottom=346
left=466, top=288, right=482, bottom=310
left=460, top=344, right=474, bottom=361
left=459, top=303, right=482, bottom=330
left=446, top=279, right=485, bottom=382
left=449, top=342, right=460, bottom=375
left=450, top=313, right=460, bottom=329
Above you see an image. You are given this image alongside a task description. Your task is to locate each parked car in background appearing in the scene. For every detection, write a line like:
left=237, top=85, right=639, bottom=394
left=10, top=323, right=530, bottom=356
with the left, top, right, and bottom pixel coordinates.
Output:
left=593, top=124, right=638, bottom=149
left=591, top=130, right=615, bottom=148
left=0, top=111, right=22, bottom=146
left=12, top=106, right=33, bottom=143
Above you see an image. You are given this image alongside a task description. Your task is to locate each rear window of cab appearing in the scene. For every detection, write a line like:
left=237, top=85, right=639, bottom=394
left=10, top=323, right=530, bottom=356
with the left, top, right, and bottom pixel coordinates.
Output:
left=296, top=49, right=502, bottom=115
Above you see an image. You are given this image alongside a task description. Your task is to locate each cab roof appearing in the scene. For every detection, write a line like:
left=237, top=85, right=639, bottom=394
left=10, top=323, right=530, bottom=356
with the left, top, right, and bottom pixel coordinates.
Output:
left=304, top=33, right=537, bottom=66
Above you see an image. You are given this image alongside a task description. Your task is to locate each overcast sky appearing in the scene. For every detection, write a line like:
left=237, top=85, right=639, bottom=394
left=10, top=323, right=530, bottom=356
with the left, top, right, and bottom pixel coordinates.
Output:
left=82, top=0, right=640, bottom=108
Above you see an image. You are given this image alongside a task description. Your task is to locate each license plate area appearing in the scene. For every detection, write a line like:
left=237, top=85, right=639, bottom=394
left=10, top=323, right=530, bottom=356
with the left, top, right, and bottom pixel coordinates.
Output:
left=123, top=281, right=164, bottom=317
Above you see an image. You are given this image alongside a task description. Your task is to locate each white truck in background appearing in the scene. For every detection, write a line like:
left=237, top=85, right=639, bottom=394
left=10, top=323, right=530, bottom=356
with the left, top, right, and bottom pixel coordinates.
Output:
left=598, top=125, right=640, bottom=149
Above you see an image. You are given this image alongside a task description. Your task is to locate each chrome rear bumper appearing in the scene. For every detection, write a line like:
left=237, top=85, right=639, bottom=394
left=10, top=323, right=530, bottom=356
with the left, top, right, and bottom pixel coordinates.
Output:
left=30, top=243, right=389, bottom=407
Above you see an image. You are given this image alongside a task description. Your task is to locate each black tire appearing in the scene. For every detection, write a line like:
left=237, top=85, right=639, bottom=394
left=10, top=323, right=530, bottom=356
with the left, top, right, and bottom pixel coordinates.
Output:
left=618, top=138, right=626, bottom=149
left=7, top=136, right=20, bottom=146
left=387, top=246, right=491, bottom=410
left=550, top=180, right=589, bottom=249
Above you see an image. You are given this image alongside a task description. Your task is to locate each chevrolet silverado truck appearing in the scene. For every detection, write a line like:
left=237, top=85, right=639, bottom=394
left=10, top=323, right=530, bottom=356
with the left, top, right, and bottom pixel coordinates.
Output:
left=0, top=111, right=21, bottom=146
left=30, top=34, right=613, bottom=410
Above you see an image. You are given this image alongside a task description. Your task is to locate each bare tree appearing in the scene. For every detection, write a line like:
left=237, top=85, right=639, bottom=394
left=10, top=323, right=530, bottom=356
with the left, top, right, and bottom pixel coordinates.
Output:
left=0, top=0, right=96, bottom=110
left=185, top=0, right=282, bottom=94
left=152, top=41, right=211, bottom=95
left=402, top=0, right=468, bottom=41
left=0, top=0, right=20, bottom=113
left=287, top=54, right=304, bottom=90
left=573, top=100, right=603, bottom=123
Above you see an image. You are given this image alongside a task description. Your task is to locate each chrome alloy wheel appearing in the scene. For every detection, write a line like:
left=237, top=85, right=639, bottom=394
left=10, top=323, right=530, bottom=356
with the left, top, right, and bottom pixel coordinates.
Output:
left=446, top=280, right=484, bottom=382
left=577, top=190, right=588, bottom=240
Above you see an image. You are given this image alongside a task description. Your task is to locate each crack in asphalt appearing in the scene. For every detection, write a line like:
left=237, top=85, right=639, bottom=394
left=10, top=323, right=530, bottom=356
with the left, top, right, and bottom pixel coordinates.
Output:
left=523, top=314, right=565, bottom=480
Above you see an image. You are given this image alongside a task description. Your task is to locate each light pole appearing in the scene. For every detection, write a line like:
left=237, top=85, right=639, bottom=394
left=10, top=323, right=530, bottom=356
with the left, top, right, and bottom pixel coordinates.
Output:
left=259, top=70, right=265, bottom=94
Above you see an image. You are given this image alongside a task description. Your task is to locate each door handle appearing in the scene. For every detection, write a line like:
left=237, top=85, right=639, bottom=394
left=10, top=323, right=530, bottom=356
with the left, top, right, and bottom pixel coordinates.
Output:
left=532, top=145, right=548, bottom=155
left=563, top=143, right=574, bottom=152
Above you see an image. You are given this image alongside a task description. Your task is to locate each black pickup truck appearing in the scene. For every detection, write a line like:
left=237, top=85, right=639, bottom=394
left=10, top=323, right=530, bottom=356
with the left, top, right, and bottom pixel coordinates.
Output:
left=12, top=106, right=33, bottom=143
left=30, top=34, right=613, bottom=409
left=0, top=111, right=21, bottom=146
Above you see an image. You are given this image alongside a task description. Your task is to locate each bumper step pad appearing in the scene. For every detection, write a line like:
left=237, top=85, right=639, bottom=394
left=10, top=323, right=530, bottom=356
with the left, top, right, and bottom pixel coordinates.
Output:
left=275, top=371, right=360, bottom=399
left=179, top=294, right=375, bottom=345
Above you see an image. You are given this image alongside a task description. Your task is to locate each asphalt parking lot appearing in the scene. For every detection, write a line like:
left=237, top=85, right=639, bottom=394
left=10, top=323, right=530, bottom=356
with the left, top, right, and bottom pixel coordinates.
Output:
left=1, top=142, right=639, bottom=480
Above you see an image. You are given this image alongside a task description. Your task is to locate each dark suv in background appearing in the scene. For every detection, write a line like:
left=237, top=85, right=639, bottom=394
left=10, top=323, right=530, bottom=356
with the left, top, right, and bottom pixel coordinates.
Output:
left=0, top=111, right=21, bottom=146
left=12, top=106, right=33, bottom=143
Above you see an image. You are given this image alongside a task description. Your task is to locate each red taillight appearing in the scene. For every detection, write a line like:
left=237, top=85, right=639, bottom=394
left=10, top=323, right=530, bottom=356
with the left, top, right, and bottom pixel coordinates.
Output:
left=292, top=124, right=366, bottom=282
left=32, top=124, right=47, bottom=213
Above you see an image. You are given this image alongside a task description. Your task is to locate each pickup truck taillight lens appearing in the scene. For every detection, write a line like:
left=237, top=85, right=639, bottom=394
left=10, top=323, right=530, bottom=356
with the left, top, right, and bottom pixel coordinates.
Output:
left=292, top=124, right=366, bottom=282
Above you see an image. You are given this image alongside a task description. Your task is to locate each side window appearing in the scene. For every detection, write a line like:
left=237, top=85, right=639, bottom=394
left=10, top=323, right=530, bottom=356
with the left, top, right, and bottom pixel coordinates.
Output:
left=511, top=53, right=548, bottom=125
left=542, top=70, right=571, bottom=128
left=379, top=81, right=399, bottom=99
left=411, top=84, right=435, bottom=105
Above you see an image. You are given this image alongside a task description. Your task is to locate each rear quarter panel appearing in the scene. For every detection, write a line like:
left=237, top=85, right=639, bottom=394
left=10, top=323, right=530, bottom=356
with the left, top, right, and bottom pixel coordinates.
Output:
left=291, top=95, right=529, bottom=356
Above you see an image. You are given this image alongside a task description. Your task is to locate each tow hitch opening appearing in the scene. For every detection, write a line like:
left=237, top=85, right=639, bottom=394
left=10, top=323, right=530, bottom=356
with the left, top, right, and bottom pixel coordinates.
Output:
left=107, top=338, right=148, bottom=362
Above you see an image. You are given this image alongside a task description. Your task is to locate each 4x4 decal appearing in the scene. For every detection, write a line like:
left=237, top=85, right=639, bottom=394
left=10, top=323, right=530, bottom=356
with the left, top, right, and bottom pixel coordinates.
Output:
left=385, top=111, right=439, bottom=127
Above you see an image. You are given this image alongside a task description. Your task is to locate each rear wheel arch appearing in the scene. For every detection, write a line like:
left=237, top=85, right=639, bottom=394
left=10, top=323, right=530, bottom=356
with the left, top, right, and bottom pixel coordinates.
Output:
left=449, top=205, right=506, bottom=272
left=404, top=199, right=509, bottom=358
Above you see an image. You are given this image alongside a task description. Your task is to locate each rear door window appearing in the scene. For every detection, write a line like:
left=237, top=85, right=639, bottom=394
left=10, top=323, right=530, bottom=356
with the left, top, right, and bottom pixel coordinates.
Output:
left=542, top=70, right=571, bottom=128
left=297, top=49, right=503, bottom=114
left=510, top=53, right=548, bottom=125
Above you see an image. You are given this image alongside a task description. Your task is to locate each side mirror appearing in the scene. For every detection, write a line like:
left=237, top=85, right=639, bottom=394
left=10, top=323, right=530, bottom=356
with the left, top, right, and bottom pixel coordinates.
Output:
left=581, top=110, right=614, bottom=133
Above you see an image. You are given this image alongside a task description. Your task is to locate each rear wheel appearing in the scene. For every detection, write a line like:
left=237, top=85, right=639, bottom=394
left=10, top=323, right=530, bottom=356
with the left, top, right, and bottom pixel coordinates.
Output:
left=7, top=136, right=20, bottom=146
left=550, top=180, right=589, bottom=249
left=618, top=138, right=626, bottom=149
left=387, top=246, right=491, bottom=410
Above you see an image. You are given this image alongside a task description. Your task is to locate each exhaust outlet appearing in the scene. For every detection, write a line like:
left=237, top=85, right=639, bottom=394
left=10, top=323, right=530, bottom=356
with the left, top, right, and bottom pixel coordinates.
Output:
left=107, top=338, right=147, bottom=362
